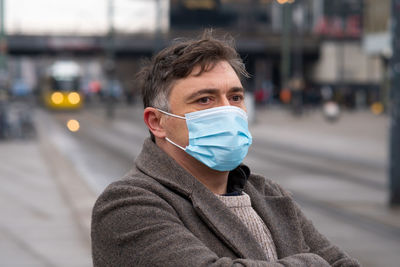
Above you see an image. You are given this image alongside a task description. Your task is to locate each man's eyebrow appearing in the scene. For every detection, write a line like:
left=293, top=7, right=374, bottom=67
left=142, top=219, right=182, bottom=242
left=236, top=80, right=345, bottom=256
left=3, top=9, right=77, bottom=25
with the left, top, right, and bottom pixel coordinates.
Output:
left=185, top=87, right=245, bottom=101
left=230, top=87, right=245, bottom=93
left=185, top=88, right=219, bottom=101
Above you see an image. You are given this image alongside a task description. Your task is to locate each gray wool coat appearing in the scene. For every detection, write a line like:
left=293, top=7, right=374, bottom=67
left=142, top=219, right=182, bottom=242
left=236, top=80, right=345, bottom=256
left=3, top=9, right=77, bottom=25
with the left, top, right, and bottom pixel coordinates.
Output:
left=91, top=138, right=360, bottom=266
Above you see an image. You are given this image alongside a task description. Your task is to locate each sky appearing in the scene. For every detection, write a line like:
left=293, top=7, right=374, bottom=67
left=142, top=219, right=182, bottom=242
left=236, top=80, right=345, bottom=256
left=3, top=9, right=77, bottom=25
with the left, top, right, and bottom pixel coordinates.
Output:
left=5, top=0, right=168, bottom=35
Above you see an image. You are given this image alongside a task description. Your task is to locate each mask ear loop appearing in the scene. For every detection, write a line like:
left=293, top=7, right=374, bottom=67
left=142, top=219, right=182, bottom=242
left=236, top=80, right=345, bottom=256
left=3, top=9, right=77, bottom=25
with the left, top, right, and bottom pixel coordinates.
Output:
left=156, top=108, right=187, bottom=151
left=165, top=137, right=186, bottom=151
left=157, top=108, right=185, bottom=119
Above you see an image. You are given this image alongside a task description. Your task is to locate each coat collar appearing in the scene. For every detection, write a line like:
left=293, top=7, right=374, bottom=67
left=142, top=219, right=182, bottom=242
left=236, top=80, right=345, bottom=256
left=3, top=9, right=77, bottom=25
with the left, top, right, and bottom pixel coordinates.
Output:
left=135, top=138, right=250, bottom=197
left=135, top=138, right=303, bottom=259
left=135, top=138, right=195, bottom=197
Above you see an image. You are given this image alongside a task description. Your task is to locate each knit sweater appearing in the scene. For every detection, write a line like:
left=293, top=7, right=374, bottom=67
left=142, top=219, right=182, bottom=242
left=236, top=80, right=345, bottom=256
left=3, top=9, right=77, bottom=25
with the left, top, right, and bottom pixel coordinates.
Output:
left=216, top=193, right=278, bottom=261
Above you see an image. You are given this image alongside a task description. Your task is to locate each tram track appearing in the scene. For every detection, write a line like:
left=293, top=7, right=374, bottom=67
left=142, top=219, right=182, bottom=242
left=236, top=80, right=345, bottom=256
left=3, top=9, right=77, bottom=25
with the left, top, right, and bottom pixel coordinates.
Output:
left=249, top=139, right=386, bottom=191
left=292, top=192, right=400, bottom=242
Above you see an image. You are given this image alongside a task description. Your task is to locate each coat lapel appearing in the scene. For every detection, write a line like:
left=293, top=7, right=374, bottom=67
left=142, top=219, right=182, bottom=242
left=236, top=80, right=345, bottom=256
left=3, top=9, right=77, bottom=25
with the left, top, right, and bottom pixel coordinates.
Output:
left=245, top=183, right=305, bottom=258
left=190, top=185, right=268, bottom=261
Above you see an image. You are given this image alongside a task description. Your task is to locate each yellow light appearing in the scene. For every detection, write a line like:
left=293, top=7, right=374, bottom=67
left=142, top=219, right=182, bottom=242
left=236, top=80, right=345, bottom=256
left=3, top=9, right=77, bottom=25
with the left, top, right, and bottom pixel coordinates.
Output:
left=51, top=92, right=64, bottom=104
left=276, top=0, right=294, bottom=4
left=68, top=92, right=81, bottom=105
left=67, top=119, right=80, bottom=132
left=371, top=102, right=384, bottom=115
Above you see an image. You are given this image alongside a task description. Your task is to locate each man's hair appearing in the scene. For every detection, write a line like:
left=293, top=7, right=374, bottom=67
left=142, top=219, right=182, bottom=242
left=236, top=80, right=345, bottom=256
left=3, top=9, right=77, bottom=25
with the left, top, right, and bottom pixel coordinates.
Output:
left=137, top=29, right=249, bottom=112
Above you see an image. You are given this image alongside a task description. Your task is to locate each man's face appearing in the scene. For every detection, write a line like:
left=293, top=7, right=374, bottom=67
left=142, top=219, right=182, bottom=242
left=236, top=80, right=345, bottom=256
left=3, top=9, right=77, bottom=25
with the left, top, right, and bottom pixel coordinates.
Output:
left=161, top=60, right=246, bottom=148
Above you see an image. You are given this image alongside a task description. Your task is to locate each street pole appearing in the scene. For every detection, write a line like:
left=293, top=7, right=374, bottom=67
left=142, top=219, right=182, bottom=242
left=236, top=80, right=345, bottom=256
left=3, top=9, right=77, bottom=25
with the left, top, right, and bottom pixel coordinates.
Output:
left=105, top=0, right=116, bottom=119
left=0, top=0, right=7, bottom=72
left=389, top=0, right=400, bottom=206
left=280, top=2, right=292, bottom=94
left=292, top=3, right=304, bottom=115
left=0, top=0, right=4, bottom=62
left=0, top=0, right=8, bottom=139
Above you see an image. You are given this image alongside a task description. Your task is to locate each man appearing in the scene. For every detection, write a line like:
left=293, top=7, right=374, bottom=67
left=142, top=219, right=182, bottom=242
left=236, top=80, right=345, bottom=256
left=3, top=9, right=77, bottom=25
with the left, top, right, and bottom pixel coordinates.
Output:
left=91, top=31, right=360, bottom=266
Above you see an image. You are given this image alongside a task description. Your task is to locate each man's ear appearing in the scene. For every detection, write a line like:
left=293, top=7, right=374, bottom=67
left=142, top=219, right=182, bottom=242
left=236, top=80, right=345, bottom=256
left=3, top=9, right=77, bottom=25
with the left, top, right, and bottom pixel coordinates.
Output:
left=143, top=107, right=166, bottom=138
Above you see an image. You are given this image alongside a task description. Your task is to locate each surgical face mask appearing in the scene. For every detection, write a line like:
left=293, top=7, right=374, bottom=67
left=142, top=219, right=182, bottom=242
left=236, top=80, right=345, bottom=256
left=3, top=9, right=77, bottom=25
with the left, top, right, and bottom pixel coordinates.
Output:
left=157, top=105, right=252, bottom=171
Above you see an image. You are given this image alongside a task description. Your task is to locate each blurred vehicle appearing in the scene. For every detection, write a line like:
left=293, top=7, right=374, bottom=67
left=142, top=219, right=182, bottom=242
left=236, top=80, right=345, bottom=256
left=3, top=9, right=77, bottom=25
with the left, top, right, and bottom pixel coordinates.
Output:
left=40, top=61, right=84, bottom=110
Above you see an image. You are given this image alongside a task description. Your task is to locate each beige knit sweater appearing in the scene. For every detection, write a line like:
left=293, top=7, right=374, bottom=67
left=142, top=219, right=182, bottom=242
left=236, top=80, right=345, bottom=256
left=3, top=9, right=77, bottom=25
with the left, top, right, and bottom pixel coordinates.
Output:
left=216, top=193, right=278, bottom=261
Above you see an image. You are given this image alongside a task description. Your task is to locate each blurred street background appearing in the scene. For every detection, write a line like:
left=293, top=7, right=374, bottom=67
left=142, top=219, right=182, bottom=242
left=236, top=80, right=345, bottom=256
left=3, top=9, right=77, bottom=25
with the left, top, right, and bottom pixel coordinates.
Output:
left=0, top=0, right=400, bottom=266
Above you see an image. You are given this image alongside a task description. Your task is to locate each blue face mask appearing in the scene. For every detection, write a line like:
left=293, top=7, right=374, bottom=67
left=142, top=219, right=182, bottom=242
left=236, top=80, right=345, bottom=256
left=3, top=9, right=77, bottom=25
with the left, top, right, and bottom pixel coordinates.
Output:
left=158, top=105, right=252, bottom=171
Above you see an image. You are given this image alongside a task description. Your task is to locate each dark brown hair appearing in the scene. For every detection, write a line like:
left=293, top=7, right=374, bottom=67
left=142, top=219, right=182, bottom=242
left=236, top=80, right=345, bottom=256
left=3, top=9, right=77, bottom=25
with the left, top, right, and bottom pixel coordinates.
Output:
left=137, top=29, right=249, bottom=111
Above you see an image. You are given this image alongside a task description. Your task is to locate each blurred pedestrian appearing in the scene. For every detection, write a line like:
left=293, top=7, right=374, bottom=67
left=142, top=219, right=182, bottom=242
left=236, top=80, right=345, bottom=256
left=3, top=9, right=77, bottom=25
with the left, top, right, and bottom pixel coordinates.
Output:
left=280, top=87, right=291, bottom=104
left=321, top=85, right=333, bottom=102
left=91, top=30, right=360, bottom=266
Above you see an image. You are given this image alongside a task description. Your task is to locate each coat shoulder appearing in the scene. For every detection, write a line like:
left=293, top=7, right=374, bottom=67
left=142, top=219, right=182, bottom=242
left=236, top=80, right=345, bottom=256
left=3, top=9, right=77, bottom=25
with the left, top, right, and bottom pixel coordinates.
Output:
left=92, top=168, right=174, bottom=216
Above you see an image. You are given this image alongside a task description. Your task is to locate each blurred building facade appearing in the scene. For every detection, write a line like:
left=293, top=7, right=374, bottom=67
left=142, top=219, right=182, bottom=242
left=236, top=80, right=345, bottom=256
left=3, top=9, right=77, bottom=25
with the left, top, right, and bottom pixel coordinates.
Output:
left=170, top=0, right=388, bottom=109
left=3, top=0, right=392, bottom=109
left=311, top=0, right=388, bottom=109
left=171, top=0, right=321, bottom=105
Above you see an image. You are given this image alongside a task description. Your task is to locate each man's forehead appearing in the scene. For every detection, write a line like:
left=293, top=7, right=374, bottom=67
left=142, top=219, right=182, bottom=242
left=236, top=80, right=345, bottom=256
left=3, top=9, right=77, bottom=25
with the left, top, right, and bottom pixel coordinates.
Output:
left=181, top=62, right=241, bottom=85
left=189, top=60, right=234, bottom=76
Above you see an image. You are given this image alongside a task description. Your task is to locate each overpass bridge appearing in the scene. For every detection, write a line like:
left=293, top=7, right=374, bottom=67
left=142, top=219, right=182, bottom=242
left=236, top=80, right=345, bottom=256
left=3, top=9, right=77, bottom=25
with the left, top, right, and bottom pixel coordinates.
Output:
left=5, top=31, right=321, bottom=98
left=7, top=31, right=320, bottom=58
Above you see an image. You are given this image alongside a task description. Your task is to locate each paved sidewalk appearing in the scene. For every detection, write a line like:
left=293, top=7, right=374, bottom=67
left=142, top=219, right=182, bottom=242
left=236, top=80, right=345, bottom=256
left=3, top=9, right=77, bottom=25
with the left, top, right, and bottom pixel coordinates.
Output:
left=0, top=129, right=96, bottom=266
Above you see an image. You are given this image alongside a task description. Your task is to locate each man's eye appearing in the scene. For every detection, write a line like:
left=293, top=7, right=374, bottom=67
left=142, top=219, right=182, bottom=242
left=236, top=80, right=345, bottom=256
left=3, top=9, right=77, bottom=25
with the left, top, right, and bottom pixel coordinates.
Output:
left=198, top=97, right=210, bottom=104
left=231, top=95, right=243, bottom=102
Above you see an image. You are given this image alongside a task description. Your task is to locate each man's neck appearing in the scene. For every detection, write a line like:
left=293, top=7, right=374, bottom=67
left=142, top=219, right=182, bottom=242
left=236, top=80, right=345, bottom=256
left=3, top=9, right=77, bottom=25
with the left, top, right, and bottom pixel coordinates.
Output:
left=157, top=139, right=229, bottom=194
